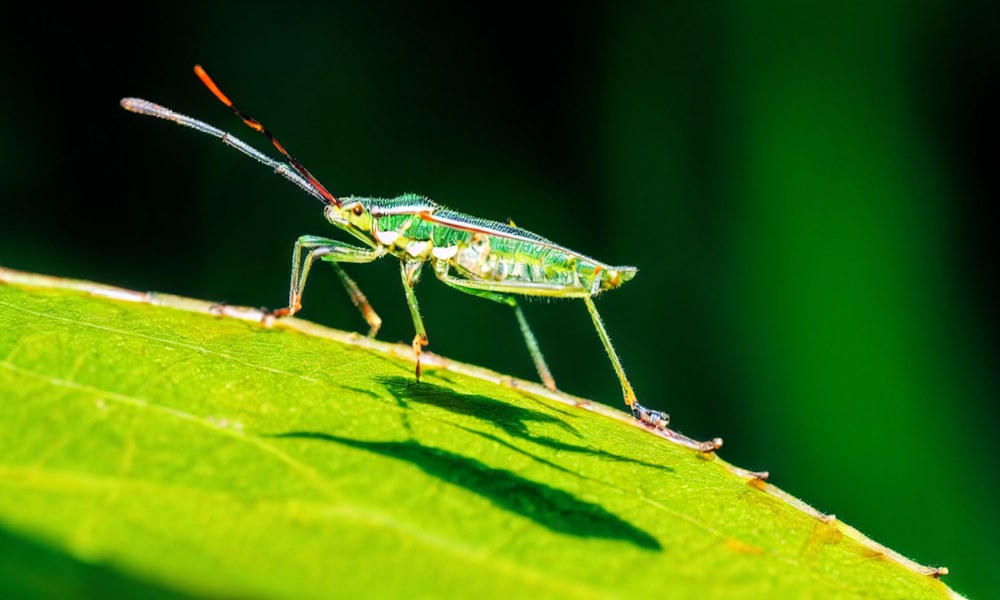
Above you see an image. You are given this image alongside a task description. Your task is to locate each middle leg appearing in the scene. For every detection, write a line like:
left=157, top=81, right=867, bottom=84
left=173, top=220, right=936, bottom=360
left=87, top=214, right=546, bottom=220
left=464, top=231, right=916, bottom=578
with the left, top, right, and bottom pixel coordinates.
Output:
left=400, top=261, right=429, bottom=380
left=434, top=269, right=556, bottom=391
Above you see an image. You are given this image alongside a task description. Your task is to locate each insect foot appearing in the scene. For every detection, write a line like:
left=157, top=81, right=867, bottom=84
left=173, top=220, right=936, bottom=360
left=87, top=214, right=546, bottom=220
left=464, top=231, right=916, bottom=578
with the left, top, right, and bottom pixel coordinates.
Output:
left=631, top=402, right=669, bottom=429
left=257, top=305, right=297, bottom=327
left=412, top=334, right=429, bottom=380
left=208, top=302, right=281, bottom=326
left=630, top=404, right=723, bottom=452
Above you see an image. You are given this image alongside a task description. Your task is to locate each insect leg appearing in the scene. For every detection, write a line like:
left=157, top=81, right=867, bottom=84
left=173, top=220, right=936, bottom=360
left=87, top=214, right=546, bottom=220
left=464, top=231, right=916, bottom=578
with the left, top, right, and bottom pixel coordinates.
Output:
left=409, top=273, right=671, bottom=431
left=435, top=271, right=557, bottom=391
left=273, top=236, right=380, bottom=332
left=509, top=300, right=556, bottom=391
left=330, top=264, right=382, bottom=338
left=582, top=296, right=669, bottom=430
left=395, top=268, right=714, bottom=446
left=400, top=261, right=429, bottom=380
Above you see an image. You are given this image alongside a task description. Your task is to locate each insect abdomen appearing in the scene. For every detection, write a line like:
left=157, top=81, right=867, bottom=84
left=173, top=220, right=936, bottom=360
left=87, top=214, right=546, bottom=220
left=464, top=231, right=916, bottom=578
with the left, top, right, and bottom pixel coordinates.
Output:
left=370, top=199, right=635, bottom=295
left=447, top=233, right=586, bottom=290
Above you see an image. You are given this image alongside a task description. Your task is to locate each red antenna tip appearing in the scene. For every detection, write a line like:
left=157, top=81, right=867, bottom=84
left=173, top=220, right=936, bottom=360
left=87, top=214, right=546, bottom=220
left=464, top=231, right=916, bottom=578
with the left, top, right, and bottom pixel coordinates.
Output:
left=190, top=64, right=340, bottom=207
left=194, top=65, right=234, bottom=108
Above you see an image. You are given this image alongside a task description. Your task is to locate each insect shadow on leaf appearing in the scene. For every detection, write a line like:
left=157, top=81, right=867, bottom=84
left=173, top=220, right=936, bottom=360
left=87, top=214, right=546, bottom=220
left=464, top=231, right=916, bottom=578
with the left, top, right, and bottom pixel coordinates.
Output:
left=377, top=376, right=675, bottom=473
left=268, top=431, right=662, bottom=551
left=0, top=525, right=190, bottom=599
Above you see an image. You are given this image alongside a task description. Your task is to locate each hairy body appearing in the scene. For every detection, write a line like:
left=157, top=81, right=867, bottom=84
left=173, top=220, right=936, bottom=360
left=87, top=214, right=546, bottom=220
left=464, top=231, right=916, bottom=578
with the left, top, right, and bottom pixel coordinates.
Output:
left=120, top=65, right=722, bottom=452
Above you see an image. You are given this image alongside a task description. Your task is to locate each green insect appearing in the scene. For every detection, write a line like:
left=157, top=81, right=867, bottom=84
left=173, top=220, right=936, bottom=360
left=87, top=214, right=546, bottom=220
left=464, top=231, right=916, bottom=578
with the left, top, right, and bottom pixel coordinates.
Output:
left=121, top=65, right=711, bottom=445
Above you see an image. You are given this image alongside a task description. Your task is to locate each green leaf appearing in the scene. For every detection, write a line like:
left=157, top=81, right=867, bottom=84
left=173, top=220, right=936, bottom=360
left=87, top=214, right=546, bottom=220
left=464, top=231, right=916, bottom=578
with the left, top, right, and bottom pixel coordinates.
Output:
left=0, top=268, right=959, bottom=599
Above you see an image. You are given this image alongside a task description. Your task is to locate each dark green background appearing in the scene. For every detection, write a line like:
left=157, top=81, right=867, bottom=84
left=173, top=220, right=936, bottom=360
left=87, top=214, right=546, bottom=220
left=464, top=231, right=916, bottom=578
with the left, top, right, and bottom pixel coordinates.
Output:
left=1, top=2, right=996, bottom=597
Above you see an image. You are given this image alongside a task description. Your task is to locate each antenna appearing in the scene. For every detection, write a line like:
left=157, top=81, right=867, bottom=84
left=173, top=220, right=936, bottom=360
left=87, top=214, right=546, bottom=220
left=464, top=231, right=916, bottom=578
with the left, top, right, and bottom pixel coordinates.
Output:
left=193, top=65, right=340, bottom=207
left=120, top=97, right=328, bottom=203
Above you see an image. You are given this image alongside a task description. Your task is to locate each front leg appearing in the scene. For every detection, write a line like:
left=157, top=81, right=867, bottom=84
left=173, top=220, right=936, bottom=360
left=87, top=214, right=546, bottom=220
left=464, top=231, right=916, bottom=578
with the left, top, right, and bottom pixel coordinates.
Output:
left=272, top=236, right=381, bottom=336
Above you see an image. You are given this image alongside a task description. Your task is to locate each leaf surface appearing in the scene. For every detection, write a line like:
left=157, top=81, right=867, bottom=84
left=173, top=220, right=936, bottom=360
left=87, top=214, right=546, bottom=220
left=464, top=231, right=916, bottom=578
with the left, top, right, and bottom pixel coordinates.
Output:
left=0, top=271, right=958, bottom=599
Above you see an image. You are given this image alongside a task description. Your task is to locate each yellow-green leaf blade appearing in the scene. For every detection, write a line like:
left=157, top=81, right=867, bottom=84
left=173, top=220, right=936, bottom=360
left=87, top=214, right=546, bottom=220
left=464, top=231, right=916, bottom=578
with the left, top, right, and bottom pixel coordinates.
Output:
left=0, top=274, right=958, bottom=599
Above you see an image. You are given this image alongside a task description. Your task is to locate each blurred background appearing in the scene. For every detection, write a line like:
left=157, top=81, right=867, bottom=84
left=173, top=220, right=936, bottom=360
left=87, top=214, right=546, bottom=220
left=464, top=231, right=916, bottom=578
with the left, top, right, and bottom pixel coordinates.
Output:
left=1, top=2, right=996, bottom=597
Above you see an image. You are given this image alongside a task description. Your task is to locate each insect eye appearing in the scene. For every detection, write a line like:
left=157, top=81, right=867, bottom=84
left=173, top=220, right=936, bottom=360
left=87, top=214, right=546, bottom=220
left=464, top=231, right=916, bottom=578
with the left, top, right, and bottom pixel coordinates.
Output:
left=352, top=203, right=364, bottom=216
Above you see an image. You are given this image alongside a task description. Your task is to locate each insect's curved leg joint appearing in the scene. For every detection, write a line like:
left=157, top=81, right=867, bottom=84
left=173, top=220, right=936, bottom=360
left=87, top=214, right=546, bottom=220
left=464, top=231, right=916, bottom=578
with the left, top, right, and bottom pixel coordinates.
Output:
left=271, top=236, right=380, bottom=326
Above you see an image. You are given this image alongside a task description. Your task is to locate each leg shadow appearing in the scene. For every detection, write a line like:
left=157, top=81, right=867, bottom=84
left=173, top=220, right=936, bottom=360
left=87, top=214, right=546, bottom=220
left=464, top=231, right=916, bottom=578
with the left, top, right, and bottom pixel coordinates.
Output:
left=378, top=376, right=673, bottom=473
left=270, top=431, right=662, bottom=551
